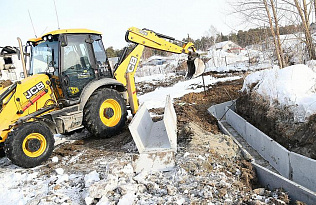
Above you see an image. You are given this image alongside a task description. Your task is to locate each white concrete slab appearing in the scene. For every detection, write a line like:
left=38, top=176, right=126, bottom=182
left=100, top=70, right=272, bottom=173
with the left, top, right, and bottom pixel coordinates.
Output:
left=129, top=95, right=177, bottom=172
left=245, top=122, right=290, bottom=178
left=253, top=162, right=316, bottom=204
left=226, top=109, right=246, bottom=137
left=290, top=152, right=316, bottom=192
left=132, top=151, right=175, bottom=173
left=129, top=95, right=177, bottom=153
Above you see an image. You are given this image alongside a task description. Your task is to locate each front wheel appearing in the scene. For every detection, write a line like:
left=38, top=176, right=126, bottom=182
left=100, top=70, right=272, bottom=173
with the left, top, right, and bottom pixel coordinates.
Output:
left=4, top=122, right=55, bottom=168
left=83, top=88, right=127, bottom=138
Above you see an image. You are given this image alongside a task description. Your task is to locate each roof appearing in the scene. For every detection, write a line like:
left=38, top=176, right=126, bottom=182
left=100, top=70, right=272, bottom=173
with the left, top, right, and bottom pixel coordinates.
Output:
left=208, top=41, right=242, bottom=51
left=215, top=41, right=230, bottom=49
left=28, top=28, right=102, bottom=43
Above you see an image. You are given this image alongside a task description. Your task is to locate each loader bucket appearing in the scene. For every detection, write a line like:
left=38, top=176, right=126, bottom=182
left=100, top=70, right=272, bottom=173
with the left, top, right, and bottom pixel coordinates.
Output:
left=186, top=53, right=205, bottom=79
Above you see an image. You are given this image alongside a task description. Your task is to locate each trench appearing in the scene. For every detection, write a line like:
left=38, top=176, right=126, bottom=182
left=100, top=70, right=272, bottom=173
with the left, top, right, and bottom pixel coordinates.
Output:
left=209, top=100, right=316, bottom=204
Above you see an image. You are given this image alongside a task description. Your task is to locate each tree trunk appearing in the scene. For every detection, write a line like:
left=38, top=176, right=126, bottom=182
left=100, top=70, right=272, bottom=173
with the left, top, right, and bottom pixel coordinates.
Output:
left=263, top=0, right=284, bottom=68
left=270, top=0, right=286, bottom=67
left=294, top=0, right=316, bottom=60
left=314, top=0, right=316, bottom=22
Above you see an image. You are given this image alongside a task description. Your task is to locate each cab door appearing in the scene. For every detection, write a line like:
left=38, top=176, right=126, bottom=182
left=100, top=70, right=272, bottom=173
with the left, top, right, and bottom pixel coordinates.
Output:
left=60, top=34, right=96, bottom=99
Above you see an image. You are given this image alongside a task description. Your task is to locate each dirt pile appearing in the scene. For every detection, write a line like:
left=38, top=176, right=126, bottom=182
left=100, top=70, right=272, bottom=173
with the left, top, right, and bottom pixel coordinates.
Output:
left=175, top=78, right=244, bottom=134
left=237, top=92, right=316, bottom=159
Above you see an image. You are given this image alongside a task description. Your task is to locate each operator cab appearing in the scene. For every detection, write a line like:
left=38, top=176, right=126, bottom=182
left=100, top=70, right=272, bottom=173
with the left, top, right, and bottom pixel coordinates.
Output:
left=27, top=29, right=112, bottom=105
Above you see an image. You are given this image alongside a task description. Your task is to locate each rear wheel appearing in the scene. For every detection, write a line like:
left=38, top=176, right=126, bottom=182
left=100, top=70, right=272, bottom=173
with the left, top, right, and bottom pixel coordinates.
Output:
left=4, top=122, right=55, bottom=168
left=83, top=88, right=127, bottom=138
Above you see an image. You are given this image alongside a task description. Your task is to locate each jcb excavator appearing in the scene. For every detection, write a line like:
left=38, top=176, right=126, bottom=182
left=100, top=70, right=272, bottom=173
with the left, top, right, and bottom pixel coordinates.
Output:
left=0, top=27, right=205, bottom=168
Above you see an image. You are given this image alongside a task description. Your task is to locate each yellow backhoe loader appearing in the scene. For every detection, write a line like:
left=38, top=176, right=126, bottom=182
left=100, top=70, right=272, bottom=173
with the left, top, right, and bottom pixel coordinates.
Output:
left=0, top=27, right=205, bottom=168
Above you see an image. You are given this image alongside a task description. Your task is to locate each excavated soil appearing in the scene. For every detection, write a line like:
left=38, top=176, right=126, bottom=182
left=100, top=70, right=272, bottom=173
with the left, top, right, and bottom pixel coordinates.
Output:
left=237, top=92, right=316, bottom=159
left=175, top=77, right=244, bottom=134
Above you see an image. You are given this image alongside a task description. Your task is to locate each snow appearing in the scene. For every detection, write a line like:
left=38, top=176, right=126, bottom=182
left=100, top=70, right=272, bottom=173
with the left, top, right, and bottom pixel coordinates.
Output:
left=55, top=167, right=64, bottom=175
left=242, top=64, right=316, bottom=122
left=138, top=74, right=241, bottom=109
left=0, top=50, right=288, bottom=204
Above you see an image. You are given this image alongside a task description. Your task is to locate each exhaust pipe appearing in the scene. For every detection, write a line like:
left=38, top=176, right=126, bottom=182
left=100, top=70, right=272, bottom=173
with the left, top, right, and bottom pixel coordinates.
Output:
left=17, top=37, right=28, bottom=78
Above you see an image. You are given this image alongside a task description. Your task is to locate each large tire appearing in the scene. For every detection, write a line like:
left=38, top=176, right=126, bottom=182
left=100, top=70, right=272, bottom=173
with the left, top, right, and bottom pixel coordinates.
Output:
left=4, top=122, right=55, bottom=168
left=83, top=88, right=127, bottom=138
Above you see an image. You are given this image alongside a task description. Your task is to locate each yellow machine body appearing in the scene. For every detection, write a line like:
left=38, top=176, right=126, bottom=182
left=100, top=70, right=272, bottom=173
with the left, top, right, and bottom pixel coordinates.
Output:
left=0, top=74, right=57, bottom=142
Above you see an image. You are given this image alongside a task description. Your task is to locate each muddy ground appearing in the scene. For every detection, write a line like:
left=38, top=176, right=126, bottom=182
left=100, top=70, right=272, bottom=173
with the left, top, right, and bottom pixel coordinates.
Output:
left=0, top=72, right=295, bottom=204
left=237, top=91, right=316, bottom=159
left=45, top=74, right=292, bottom=204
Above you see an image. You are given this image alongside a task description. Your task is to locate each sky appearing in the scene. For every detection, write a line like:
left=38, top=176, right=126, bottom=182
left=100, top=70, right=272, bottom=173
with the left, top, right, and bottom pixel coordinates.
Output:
left=0, top=0, right=240, bottom=49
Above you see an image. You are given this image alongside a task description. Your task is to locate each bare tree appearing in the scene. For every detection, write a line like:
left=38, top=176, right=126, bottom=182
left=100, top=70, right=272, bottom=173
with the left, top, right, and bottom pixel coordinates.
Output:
left=293, top=0, right=316, bottom=60
left=231, top=0, right=286, bottom=68
left=205, top=25, right=219, bottom=45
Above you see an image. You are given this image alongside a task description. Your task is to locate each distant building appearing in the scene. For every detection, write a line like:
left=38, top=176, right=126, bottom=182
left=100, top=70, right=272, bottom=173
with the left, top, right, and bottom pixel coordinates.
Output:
left=208, top=41, right=243, bottom=54
left=0, top=46, right=25, bottom=81
left=143, top=56, right=166, bottom=66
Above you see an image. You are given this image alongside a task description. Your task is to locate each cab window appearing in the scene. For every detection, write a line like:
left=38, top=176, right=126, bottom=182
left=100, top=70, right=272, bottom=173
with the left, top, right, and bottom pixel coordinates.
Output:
left=61, top=34, right=95, bottom=98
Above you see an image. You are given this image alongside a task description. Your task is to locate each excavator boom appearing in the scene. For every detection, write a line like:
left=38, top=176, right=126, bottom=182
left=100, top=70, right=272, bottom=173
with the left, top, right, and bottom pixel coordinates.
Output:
left=114, top=27, right=205, bottom=114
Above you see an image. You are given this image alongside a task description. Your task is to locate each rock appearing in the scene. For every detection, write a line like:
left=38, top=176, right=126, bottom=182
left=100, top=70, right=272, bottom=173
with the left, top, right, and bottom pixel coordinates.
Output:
left=55, top=168, right=64, bottom=175
left=84, top=170, right=100, bottom=187
left=52, top=156, right=59, bottom=163
left=137, top=184, right=147, bottom=193
left=85, top=196, right=94, bottom=205
left=53, top=185, right=61, bottom=190
left=253, top=188, right=265, bottom=195
left=96, top=196, right=110, bottom=205
left=88, top=174, right=118, bottom=199
left=167, top=185, right=177, bottom=196
left=118, top=192, right=136, bottom=205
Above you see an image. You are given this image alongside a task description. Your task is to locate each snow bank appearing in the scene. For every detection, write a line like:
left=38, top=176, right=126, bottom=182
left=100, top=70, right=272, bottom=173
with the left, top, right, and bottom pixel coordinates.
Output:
left=205, top=48, right=271, bottom=73
left=242, top=64, right=316, bottom=121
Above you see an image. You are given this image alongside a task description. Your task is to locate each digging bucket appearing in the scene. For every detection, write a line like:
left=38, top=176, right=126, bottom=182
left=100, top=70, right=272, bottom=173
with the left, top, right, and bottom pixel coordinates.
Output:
left=186, top=52, right=206, bottom=79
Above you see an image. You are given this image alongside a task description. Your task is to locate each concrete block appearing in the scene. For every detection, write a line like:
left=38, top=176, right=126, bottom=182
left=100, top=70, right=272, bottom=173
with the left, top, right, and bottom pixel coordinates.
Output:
left=244, top=119, right=290, bottom=178
left=163, top=95, right=177, bottom=151
left=129, top=95, right=177, bottom=153
left=290, top=152, right=316, bottom=192
left=207, top=100, right=235, bottom=119
left=260, top=132, right=290, bottom=178
left=226, top=109, right=246, bottom=137
left=207, top=106, right=217, bottom=118
left=253, top=162, right=316, bottom=204
left=128, top=103, right=152, bottom=153
left=244, top=122, right=258, bottom=149
left=132, top=151, right=175, bottom=173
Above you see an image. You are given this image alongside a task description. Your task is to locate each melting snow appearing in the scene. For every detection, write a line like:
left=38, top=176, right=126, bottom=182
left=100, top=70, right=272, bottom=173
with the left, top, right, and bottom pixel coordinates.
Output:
left=242, top=64, right=316, bottom=122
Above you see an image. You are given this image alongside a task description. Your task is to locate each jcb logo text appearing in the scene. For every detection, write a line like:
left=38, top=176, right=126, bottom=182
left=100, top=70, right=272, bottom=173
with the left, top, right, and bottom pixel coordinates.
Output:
left=24, top=82, right=45, bottom=99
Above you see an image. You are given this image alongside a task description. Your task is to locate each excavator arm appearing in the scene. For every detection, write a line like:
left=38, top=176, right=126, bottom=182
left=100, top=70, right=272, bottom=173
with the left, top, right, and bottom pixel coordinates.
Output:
left=114, top=27, right=205, bottom=114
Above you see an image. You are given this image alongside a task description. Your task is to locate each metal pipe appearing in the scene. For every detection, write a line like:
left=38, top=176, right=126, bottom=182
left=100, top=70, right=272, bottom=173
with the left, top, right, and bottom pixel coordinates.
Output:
left=17, top=37, right=28, bottom=78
